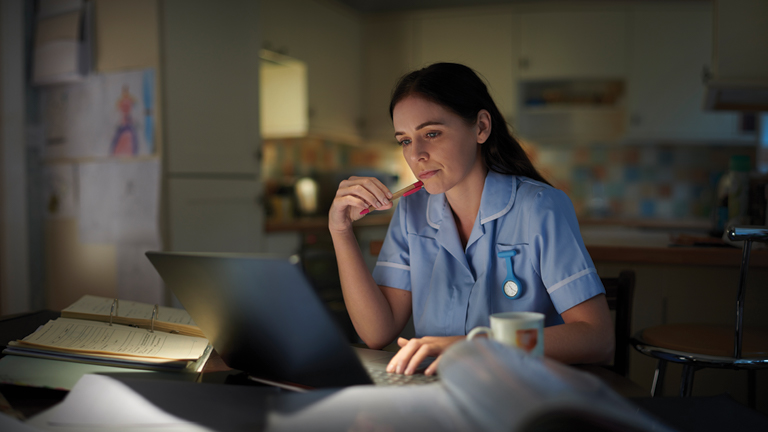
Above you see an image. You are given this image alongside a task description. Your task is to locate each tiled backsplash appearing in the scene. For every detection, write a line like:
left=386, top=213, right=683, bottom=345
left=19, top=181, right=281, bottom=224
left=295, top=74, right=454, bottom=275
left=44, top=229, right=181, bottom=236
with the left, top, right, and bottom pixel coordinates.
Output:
left=528, top=143, right=756, bottom=221
left=263, top=137, right=756, bottom=223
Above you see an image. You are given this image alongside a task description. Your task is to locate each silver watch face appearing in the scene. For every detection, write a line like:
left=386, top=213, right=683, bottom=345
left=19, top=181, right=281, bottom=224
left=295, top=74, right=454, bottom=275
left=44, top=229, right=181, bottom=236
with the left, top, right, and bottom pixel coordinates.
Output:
left=503, top=280, right=519, bottom=298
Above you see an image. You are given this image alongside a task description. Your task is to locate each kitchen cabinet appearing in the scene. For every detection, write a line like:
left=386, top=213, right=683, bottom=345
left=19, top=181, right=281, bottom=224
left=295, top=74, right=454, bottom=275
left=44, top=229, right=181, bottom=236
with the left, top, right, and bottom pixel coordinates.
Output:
left=518, top=10, right=628, bottom=80
left=704, top=0, right=768, bottom=112
left=362, top=7, right=521, bottom=143
left=168, top=178, right=264, bottom=253
left=362, top=14, right=418, bottom=144
left=162, top=0, right=261, bottom=175
left=710, top=0, right=768, bottom=83
left=162, top=0, right=264, bottom=252
left=625, top=4, right=745, bottom=142
left=414, top=9, right=519, bottom=124
left=260, top=0, right=363, bottom=143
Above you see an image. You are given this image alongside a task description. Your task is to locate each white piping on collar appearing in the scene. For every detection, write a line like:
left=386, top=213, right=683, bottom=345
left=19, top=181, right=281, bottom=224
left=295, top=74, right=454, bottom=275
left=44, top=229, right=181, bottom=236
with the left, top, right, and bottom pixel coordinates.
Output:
left=426, top=194, right=441, bottom=229
left=480, top=182, right=515, bottom=225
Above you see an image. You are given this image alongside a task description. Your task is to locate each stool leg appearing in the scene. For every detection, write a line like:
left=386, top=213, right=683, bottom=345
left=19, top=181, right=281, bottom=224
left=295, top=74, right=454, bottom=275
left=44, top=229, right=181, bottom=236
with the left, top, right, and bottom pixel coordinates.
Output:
left=748, top=370, right=756, bottom=409
left=651, top=360, right=667, bottom=397
left=680, top=364, right=696, bottom=397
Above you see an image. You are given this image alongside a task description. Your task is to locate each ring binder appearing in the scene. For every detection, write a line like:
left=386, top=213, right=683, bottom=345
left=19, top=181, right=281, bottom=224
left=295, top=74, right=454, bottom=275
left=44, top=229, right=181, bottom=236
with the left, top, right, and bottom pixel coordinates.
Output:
left=150, top=304, right=158, bottom=333
left=109, top=299, right=119, bottom=326
left=60, top=295, right=205, bottom=337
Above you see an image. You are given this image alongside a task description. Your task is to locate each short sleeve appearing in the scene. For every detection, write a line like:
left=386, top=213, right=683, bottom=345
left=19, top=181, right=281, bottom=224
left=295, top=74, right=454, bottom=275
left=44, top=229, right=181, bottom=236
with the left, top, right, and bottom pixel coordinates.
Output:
left=526, top=188, right=604, bottom=314
left=371, top=199, right=412, bottom=291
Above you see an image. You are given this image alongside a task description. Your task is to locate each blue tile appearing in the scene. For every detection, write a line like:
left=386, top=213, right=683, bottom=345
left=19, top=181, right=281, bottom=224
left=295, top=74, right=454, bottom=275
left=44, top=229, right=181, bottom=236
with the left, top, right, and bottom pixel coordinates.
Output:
left=640, top=199, right=656, bottom=217
left=605, top=182, right=624, bottom=198
left=658, top=148, right=674, bottom=165
left=591, top=146, right=608, bottom=164
left=623, top=166, right=640, bottom=182
left=673, top=200, right=690, bottom=218
left=572, top=166, right=590, bottom=182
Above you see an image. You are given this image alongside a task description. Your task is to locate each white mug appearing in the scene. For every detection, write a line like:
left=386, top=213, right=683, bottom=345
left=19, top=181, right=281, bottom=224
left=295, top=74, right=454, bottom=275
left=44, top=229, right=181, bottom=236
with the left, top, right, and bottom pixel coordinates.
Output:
left=467, top=312, right=545, bottom=357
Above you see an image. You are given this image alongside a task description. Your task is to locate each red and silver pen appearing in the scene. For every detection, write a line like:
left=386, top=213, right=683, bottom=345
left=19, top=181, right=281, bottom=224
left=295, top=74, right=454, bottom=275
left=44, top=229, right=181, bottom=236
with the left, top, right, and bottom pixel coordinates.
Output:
left=360, top=180, right=423, bottom=216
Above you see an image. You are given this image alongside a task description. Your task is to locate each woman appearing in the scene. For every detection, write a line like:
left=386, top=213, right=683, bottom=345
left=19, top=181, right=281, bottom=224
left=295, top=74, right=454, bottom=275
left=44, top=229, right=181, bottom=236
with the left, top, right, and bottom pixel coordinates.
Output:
left=328, top=63, right=613, bottom=376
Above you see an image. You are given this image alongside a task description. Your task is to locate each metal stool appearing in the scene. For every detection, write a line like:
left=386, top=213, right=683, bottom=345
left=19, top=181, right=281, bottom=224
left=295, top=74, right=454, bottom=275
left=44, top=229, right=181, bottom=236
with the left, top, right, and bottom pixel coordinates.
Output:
left=631, top=225, right=768, bottom=408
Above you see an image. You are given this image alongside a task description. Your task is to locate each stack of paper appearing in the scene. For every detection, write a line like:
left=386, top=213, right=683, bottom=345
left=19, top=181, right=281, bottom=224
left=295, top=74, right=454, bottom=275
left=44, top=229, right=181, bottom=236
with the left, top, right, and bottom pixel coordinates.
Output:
left=61, top=295, right=204, bottom=338
left=4, top=317, right=211, bottom=373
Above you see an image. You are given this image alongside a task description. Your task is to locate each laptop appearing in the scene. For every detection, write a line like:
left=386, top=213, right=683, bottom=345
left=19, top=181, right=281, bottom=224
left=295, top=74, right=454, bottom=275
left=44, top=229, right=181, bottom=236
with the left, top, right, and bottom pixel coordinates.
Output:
left=145, top=251, right=436, bottom=389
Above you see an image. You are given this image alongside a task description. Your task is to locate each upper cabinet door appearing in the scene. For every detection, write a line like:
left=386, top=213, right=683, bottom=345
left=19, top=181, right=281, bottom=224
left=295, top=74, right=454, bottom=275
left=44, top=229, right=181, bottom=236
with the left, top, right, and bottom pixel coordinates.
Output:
left=626, top=5, right=743, bottom=142
left=416, top=10, right=519, bottom=123
left=361, top=14, right=418, bottom=144
left=162, top=0, right=261, bottom=175
left=260, top=0, right=363, bottom=143
left=519, top=11, right=628, bottom=80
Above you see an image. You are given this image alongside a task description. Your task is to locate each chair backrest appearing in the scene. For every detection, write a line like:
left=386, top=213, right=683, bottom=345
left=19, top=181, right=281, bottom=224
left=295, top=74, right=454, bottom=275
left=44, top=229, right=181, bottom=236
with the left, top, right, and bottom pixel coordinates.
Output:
left=601, top=270, right=636, bottom=377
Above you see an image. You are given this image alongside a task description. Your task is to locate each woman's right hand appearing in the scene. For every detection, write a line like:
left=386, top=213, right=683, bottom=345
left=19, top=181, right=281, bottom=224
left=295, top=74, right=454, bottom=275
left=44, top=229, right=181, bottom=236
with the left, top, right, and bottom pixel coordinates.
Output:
left=328, top=176, right=393, bottom=233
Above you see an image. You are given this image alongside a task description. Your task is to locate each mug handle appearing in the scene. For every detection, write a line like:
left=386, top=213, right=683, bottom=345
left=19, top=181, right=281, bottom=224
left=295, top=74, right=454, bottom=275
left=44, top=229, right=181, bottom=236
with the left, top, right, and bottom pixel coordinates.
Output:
left=467, top=326, right=493, bottom=341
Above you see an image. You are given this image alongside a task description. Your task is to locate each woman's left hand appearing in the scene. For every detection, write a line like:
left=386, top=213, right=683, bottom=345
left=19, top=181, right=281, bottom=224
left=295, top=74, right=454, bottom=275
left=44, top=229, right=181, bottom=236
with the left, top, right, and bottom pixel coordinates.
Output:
left=386, top=335, right=465, bottom=376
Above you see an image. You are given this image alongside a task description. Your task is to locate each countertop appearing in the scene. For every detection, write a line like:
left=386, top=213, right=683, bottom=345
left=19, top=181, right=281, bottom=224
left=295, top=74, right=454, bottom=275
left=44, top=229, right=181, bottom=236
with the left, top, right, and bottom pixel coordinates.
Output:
left=268, top=215, right=768, bottom=268
left=579, top=225, right=768, bottom=267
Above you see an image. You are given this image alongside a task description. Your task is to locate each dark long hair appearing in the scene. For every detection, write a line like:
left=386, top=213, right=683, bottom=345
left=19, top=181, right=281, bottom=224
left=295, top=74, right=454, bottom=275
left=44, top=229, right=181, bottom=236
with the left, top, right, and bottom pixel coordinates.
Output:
left=389, top=63, right=550, bottom=185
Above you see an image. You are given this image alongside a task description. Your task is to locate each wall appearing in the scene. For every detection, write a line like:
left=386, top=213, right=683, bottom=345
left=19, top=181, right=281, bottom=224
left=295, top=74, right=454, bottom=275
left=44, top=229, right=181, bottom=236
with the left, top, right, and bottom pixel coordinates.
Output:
left=42, top=0, right=162, bottom=311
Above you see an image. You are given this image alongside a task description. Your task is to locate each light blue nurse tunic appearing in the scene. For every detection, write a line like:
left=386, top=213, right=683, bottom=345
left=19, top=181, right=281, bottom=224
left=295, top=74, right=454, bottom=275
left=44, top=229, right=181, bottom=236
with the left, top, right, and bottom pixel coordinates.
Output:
left=371, top=171, right=604, bottom=338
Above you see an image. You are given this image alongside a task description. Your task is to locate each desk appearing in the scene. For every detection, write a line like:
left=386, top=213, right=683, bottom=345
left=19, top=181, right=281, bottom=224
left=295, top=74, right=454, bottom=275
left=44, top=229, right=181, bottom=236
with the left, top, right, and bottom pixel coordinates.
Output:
left=1, top=310, right=767, bottom=432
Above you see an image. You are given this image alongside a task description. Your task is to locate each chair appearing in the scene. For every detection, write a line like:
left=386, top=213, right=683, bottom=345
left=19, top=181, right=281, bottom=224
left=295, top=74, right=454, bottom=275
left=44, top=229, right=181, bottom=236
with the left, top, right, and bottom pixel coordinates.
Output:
left=601, top=270, right=636, bottom=378
left=631, top=225, right=768, bottom=408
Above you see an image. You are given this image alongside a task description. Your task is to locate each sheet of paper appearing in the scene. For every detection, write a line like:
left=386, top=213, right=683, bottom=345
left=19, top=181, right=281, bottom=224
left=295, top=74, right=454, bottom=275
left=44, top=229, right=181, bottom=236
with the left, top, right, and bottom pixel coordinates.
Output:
left=42, top=162, right=78, bottom=219
left=44, top=374, right=203, bottom=428
left=19, top=318, right=208, bottom=360
left=36, top=373, right=470, bottom=431
left=40, top=69, right=155, bottom=159
left=63, top=295, right=196, bottom=327
left=78, top=158, right=160, bottom=244
left=103, top=70, right=154, bottom=157
left=41, top=76, right=108, bottom=158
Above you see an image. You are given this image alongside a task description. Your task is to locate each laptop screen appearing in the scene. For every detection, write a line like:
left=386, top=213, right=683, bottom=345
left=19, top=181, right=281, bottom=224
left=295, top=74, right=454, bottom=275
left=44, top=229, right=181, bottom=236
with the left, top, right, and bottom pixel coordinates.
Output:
left=145, top=251, right=372, bottom=387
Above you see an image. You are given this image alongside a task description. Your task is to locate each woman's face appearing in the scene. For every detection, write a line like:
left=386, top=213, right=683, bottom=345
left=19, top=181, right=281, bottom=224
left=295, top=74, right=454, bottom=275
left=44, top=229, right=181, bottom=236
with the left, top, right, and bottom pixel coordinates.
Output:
left=392, top=95, right=489, bottom=195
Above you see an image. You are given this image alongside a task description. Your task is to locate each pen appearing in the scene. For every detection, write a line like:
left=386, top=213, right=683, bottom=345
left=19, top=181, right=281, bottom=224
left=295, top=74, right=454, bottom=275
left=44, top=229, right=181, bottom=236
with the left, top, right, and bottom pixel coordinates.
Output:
left=360, top=180, right=423, bottom=215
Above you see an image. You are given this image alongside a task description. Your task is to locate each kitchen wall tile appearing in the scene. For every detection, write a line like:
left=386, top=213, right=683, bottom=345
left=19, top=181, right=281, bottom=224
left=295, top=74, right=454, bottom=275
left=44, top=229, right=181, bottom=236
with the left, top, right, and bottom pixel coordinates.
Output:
left=658, top=184, right=672, bottom=199
left=640, top=199, right=656, bottom=217
left=640, top=147, right=657, bottom=166
left=263, top=137, right=756, bottom=225
left=656, top=199, right=674, bottom=219
left=530, top=142, right=756, bottom=222
left=658, top=147, right=674, bottom=166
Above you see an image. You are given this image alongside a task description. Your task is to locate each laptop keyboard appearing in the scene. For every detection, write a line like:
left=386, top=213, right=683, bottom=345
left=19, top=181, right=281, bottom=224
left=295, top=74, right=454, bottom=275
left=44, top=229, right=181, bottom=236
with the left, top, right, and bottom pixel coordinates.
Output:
left=366, top=368, right=439, bottom=386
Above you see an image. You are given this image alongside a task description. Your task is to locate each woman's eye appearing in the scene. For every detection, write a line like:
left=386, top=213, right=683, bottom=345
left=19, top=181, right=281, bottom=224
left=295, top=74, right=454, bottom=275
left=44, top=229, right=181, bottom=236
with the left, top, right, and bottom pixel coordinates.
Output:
left=426, top=131, right=439, bottom=138
left=398, top=139, right=411, bottom=146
